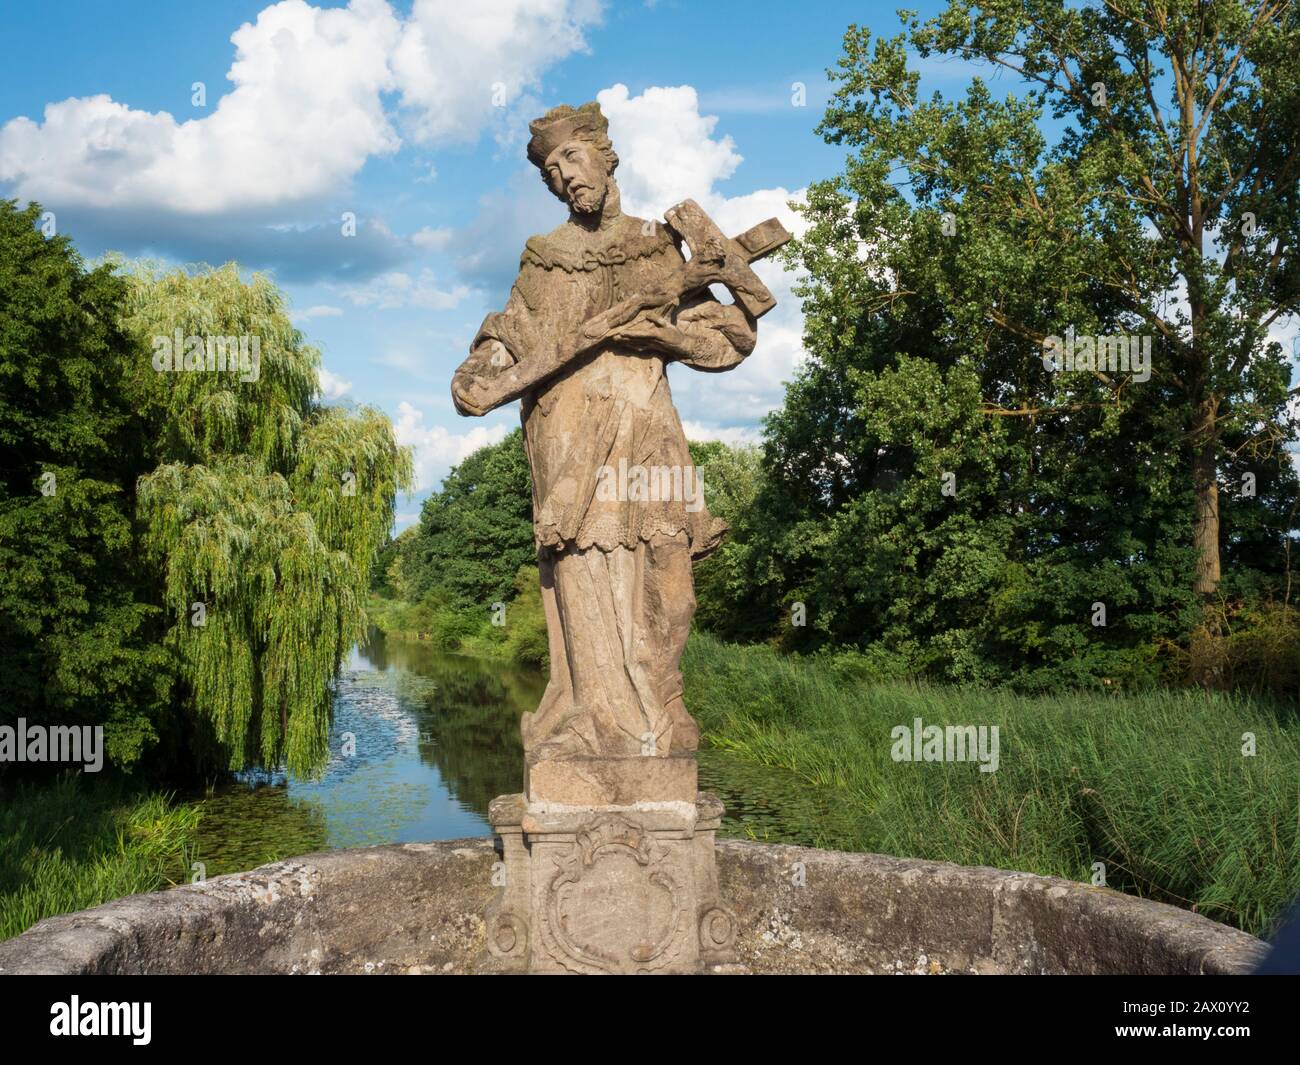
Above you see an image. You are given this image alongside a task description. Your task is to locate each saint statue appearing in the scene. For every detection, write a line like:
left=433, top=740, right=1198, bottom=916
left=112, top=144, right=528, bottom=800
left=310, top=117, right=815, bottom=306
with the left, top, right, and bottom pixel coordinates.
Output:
left=452, top=101, right=779, bottom=770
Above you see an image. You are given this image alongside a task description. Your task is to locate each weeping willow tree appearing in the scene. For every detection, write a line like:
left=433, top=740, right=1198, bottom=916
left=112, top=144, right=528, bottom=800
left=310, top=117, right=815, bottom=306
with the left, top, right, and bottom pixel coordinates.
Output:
left=121, top=263, right=413, bottom=777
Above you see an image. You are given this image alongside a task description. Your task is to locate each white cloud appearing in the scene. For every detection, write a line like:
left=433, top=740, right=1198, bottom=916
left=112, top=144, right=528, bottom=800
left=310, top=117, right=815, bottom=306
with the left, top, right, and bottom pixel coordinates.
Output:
left=291, top=304, right=344, bottom=323
left=339, top=268, right=472, bottom=310
left=0, top=0, right=602, bottom=221
left=317, top=366, right=354, bottom=399
left=393, top=400, right=509, bottom=489
left=596, top=83, right=809, bottom=425
left=393, top=0, right=603, bottom=145
left=1, top=0, right=403, bottom=214
left=597, top=83, right=743, bottom=221
left=679, top=422, right=763, bottom=447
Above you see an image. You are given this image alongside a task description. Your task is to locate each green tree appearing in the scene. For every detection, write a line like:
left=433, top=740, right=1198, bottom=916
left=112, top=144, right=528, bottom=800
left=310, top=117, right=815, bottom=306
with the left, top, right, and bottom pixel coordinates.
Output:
left=399, top=429, right=535, bottom=610
left=372, top=525, right=418, bottom=597
left=817, top=0, right=1300, bottom=598
left=757, top=1, right=1298, bottom=686
left=0, top=201, right=171, bottom=774
left=122, top=263, right=412, bottom=776
left=688, top=440, right=775, bottom=639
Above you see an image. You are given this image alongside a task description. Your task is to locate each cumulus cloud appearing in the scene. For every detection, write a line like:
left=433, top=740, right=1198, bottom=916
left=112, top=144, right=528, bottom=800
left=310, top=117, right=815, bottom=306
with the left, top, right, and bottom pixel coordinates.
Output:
left=316, top=366, right=354, bottom=399
left=679, top=422, right=763, bottom=447
left=392, top=0, right=603, bottom=145
left=0, top=0, right=603, bottom=278
left=594, top=83, right=809, bottom=428
left=337, top=268, right=472, bottom=310
left=392, top=400, right=509, bottom=490
left=0, top=0, right=402, bottom=214
left=596, top=84, right=743, bottom=220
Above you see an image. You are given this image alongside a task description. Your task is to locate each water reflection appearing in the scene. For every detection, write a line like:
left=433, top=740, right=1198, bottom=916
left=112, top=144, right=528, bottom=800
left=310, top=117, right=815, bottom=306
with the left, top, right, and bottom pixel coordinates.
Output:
left=191, top=631, right=542, bottom=876
left=193, top=628, right=831, bottom=877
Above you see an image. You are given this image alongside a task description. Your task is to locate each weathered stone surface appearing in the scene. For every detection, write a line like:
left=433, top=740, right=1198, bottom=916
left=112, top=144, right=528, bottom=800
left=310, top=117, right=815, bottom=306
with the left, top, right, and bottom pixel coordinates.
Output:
left=527, top=754, right=698, bottom=806
left=452, top=99, right=792, bottom=974
left=0, top=842, right=493, bottom=976
left=528, top=813, right=697, bottom=973
left=488, top=792, right=735, bottom=973
left=715, top=841, right=1270, bottom=975
left=451, top=100, right=789, bottom=768
left=0, top=839, right=1267, bottom=975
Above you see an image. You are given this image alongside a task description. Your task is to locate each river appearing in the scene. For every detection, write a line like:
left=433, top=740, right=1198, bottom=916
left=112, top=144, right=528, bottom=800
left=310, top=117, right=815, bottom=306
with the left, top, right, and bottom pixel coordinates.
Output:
left=191, top=628, right=828, bottom=877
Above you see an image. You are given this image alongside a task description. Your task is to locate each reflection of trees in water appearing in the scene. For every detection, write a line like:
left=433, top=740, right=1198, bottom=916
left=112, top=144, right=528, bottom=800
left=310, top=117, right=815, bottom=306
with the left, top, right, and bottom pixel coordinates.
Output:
left=366, top=628, right=843, bottom=844
left=358, top=628, right=395, bottom=672
left=385, top=637, right=543, bottom=820
left=193, top=629, right=847, bottom=865
left=194, top=781, right=331, bottom=877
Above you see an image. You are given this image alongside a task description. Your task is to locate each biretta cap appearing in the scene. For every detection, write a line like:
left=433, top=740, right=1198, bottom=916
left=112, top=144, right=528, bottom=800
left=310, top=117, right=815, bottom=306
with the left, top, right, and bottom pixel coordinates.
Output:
left=526, top=102, right=609, bottom=170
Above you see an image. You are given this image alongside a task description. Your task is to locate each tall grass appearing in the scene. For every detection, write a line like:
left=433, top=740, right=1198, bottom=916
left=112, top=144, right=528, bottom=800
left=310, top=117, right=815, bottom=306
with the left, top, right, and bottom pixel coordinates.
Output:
left=684, top=632, right=1300, bottom=937
left=0, top=774, right=202, bottom=941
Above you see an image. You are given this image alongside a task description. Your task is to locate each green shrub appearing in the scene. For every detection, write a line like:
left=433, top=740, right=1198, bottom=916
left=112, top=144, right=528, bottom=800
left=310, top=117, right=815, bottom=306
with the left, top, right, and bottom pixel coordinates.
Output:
left=0, top=774, right=201, bottom=941
left=1180, top=599, right=1300, bottom=697
left=502, top=566, right=549, bottom=669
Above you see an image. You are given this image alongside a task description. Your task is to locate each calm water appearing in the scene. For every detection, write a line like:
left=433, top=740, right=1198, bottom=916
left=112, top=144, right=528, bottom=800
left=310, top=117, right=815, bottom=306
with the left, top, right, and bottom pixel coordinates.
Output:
left=192, top=629, right=832, bottom=877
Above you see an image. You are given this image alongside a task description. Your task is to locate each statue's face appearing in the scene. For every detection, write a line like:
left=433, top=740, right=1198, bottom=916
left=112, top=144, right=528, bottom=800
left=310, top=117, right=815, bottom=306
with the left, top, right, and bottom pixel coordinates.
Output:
left=544, top=138, right=608, bottom=214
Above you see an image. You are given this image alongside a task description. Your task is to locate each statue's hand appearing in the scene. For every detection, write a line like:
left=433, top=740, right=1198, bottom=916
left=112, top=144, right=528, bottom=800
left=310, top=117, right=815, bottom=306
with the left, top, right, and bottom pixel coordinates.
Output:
left=580, top=290, right=674, bottom=343
left=451, top=340, right=518, bottom=416
left=451, top=369, right=497, bottom=417
left=605, top=309, right=698, bottom=360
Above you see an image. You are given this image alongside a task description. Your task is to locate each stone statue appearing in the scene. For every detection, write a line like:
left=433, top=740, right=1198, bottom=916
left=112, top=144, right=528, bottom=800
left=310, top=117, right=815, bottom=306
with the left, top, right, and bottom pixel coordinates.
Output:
left=452, top=100, right=788, bottom=768
left=454, top=101, right=789, bottom=973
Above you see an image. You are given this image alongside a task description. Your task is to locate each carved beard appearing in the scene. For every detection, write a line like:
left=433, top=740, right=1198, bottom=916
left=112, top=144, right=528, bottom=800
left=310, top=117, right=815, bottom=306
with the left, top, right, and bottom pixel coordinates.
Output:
left=566, top=178, right=606, bottom=214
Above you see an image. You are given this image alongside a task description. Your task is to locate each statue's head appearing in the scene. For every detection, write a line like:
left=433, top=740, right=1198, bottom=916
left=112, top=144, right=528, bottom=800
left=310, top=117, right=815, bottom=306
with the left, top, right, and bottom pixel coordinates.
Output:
left=527, top=102, right=619, bottom=216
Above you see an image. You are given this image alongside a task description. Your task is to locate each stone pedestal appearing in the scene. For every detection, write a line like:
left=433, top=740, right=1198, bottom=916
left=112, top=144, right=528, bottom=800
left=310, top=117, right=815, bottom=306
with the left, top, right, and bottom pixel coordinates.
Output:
left=479, top=756, right=738, bottom=974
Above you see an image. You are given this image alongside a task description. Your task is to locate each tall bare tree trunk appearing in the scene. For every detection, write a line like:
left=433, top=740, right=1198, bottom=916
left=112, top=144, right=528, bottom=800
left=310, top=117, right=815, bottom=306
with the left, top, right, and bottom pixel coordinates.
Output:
left=1191, top=401, right=1221, bottom=597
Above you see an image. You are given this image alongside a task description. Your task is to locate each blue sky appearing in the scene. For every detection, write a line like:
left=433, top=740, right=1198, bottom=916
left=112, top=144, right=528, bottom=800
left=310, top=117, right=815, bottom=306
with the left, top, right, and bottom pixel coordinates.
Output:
left=1, top=0, right=995, bottom=525
left=7, top=1, right=1290, bottom=524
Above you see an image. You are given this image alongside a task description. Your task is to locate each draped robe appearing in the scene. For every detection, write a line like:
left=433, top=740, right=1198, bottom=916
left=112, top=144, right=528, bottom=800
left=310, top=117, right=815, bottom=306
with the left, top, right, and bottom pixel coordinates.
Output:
left=453, top=212, right=755, bottom=762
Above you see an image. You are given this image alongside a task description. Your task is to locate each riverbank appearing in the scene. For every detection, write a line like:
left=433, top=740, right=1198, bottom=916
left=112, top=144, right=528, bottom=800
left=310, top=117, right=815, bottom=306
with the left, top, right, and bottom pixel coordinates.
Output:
left=5, top=627, right=1295, bottom=943
left=369, top=591, right=1300, bottom=937
left=0, top=774, right=201, bottom=940
left=683, top=632, right=1300, bottom=937
left=367, top=585, right=547, bottom=666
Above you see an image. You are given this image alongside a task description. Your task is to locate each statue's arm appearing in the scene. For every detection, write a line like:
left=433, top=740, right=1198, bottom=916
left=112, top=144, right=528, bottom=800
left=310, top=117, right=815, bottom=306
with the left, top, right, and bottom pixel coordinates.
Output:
left=451, top=250, right=763, bottom=416
left=452, top=267, right=687, bottom=415
left=604, top=292, right=757, bottom=372
left=451, top=311, right=534, bottom=417
left=452, top=316, right=608, bottom=416
left=451, top=266, right=568, bottom=417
